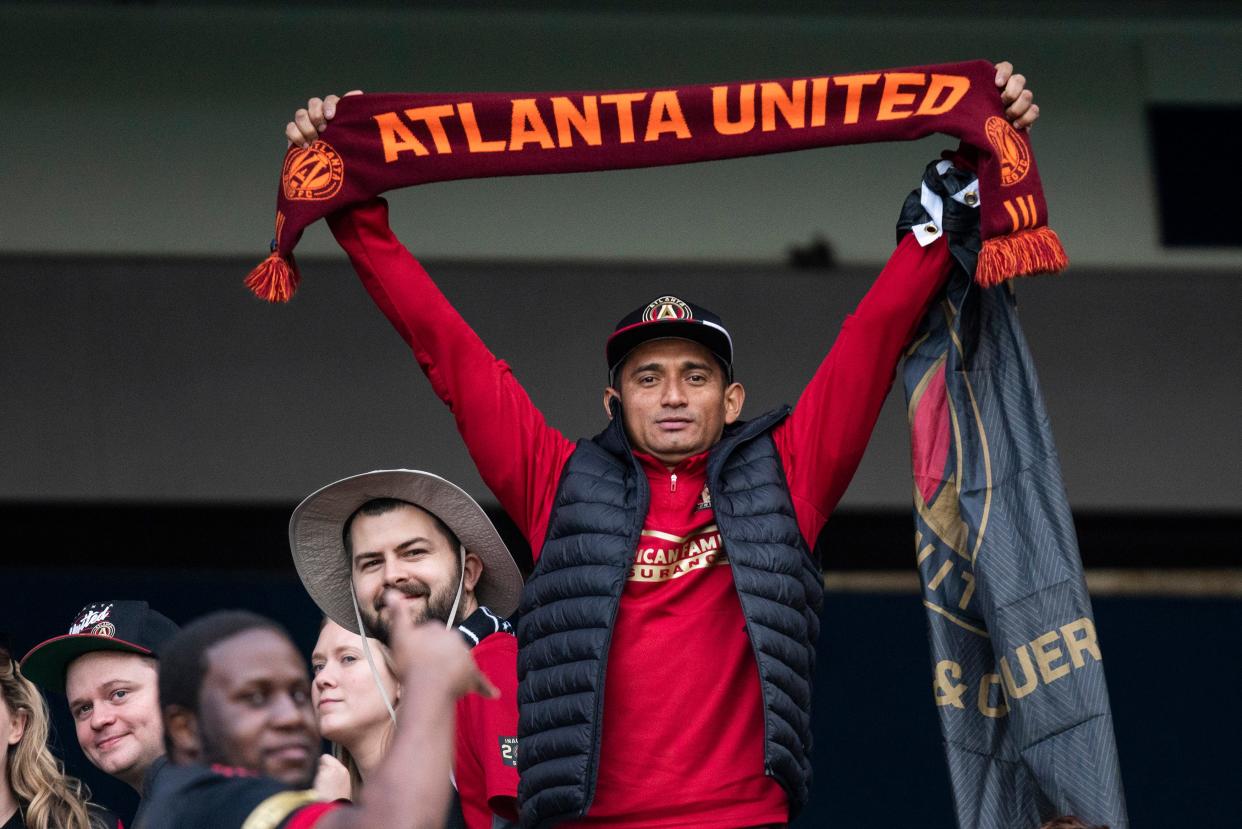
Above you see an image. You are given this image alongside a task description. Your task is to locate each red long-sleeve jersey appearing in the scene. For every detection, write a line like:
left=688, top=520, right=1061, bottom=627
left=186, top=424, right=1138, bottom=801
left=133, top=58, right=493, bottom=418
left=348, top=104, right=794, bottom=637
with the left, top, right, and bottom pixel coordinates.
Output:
left=329, top=200, right=950, bottom=827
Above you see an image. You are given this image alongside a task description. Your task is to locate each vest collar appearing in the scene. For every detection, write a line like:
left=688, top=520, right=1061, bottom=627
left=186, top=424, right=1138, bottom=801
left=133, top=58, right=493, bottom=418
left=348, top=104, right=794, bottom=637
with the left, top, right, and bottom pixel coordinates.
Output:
left=706, top=404, right=791, bottom=484
left=633, top=447, right=709, bottom=478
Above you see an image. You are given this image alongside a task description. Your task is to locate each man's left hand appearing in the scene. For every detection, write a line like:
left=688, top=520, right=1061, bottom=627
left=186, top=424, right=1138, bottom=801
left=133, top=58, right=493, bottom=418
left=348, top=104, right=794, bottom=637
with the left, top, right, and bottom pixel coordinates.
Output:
left=994, top=61, right=1039, bottom=130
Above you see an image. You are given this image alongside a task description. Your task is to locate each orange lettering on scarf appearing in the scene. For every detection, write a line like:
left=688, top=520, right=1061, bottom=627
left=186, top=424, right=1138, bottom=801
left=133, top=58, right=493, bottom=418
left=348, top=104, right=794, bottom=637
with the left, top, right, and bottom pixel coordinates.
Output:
left=509, top=99, right=556, bottom=150
left=916, top=74, right=970, bottom=116
left=761, top=80, right=806, bottom=131
left=832, top=74, right=881, bottom=125
left=877, top=72, right=925, bottom=121
left=552, top=96, right=603, bottom=147
left=645, top=90, right=691, bottom=141
left=712, top=83, right=755, bottom=135
left=600, top=93, right=647, bottom=144
left=457, top=103, right=506, bottom=152
left=374, top=111, right=429, bottom=161
left=809, top=77, right=829, bottom=127
left=403, top=105, right=455, bottom=154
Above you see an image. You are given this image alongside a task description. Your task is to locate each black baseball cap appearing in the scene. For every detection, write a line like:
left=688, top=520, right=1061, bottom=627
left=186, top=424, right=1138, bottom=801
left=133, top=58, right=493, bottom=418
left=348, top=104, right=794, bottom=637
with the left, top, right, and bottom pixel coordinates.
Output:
left=606, top=295, right=734, bottom=383
left=21, top=600, right=179, bottom=692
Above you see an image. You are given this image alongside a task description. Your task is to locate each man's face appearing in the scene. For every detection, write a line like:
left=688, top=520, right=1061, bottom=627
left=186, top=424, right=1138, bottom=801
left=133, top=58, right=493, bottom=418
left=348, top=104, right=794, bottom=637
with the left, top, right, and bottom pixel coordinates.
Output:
left=606, top=338, right=745, bottom=466
left=65, top=651, right=164, bottom=790
left=196, top=628, right=319, bottom=787
left=349, top=504, right=480, bottom=642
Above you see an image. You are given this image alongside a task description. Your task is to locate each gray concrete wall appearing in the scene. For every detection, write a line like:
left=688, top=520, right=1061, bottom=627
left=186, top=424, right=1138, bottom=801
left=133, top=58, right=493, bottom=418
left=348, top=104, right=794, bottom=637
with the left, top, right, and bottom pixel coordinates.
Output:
left=3, top=254, right=1238, bottom=511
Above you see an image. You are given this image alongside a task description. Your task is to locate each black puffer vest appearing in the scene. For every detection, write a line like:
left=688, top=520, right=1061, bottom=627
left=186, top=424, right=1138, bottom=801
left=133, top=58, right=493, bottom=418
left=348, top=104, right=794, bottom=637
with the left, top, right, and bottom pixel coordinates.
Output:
left=516, top=405, right=823, bottom=828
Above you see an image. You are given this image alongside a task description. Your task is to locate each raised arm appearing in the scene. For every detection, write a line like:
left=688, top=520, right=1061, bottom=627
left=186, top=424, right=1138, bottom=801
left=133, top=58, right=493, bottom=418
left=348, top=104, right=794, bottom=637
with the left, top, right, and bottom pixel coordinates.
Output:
left=287, top=96, right=574, bottom=550
left=775, top=232, right=954, bottom=544
left=775, top=62, right=1038, bottom=544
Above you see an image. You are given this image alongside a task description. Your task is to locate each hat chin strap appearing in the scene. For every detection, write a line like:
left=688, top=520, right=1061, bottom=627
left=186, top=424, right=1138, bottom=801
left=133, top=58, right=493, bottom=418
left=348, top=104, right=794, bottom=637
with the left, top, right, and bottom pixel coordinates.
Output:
left=444, top=543, right=467, bottom=631
left=348, top=543, right=469, bottom=727
left=442, top=544, right=468, bottom=795
left=350, top=585, right=399, bottom=726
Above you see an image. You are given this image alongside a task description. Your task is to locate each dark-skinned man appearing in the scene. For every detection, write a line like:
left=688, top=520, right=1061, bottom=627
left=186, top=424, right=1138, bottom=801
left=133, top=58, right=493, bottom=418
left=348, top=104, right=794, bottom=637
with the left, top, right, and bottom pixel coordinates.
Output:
left=135, top=596, right=495, bottom=829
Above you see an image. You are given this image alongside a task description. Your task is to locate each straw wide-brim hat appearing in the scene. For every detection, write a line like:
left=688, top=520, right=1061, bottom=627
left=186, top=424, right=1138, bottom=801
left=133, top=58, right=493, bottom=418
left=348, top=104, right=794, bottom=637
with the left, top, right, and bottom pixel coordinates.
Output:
left=289, top=470, right=523, bottom=630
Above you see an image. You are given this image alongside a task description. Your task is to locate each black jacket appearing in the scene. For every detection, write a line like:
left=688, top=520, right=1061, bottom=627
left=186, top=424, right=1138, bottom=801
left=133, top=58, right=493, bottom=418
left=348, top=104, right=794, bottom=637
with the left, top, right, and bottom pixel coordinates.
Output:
left=516, top=405, right=823, bottom=828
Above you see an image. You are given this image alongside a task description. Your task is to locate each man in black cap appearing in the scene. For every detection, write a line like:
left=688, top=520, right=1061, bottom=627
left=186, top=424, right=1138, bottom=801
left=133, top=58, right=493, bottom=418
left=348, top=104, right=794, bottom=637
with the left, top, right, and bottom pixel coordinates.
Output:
left=288, top=64, right=1038, bottom=827
left=22, top=601, right=178, bottom=822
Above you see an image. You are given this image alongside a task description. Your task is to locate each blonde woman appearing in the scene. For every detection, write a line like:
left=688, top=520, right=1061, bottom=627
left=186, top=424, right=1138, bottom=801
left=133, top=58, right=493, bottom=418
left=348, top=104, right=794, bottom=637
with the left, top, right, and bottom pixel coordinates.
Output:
left=309, top=619, right=399, bottom=801
left=1, top=647, right=119, bottom=829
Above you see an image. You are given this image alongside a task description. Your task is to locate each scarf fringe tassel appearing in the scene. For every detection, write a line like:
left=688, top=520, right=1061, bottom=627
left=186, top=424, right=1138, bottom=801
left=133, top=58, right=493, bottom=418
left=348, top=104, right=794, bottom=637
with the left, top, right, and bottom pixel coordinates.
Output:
left=244, top=252, right=301, bottom=303
left=977, top=227, right=1068, bottom=287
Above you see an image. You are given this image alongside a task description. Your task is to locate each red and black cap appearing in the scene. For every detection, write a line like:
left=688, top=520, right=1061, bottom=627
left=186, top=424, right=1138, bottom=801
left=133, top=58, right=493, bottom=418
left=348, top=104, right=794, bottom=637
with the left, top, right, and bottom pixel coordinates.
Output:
left=21, top=601, right=178, bottom=693
left=606, top=295, right=734, bottom=383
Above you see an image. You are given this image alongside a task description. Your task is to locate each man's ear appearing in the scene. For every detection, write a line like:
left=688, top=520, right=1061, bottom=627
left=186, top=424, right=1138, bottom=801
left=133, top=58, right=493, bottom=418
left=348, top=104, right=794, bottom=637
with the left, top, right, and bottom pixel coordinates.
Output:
left=462, top=552, right=483, bottom=594
left=602, top=387, right=621, bottom=420
left=163, top=706, right=202, bottom=764
left=723, top=381, right=746, bottom=425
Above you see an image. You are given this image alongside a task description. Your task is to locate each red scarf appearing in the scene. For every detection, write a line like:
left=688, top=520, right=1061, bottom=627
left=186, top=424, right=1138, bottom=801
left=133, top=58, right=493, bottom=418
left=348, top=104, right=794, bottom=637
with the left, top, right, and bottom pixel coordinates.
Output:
left=248, top=59, right=1065, bottom=302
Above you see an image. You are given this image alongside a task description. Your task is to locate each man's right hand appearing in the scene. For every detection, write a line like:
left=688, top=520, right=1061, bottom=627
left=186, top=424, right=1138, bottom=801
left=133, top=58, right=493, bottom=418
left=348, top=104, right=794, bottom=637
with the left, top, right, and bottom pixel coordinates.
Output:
left=382, top=589, right=500, bottom=700
left=286, top=91, right=362, bottom=148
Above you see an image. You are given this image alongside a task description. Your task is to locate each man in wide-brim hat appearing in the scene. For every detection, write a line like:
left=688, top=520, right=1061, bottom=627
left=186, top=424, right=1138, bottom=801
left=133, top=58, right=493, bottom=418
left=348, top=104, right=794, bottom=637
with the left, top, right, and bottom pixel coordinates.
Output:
left=289, top=469, right=523, bottom=829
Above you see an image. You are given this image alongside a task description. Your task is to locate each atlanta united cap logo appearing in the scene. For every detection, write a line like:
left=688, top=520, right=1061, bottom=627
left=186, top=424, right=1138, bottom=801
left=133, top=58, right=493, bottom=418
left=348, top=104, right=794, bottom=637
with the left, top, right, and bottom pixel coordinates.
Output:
left=91, top=621, right=117, bottom=638
left=984, top=116, right=1031, bottom=187
left=642, top=296, right=693, bottom=322
left=282, top=140, right=345, bottom=201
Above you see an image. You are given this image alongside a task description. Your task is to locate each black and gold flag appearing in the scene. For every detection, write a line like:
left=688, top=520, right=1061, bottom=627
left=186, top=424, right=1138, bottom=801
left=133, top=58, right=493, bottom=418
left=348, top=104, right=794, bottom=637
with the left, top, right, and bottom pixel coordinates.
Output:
left=900, top=163, right=1127, bottom=829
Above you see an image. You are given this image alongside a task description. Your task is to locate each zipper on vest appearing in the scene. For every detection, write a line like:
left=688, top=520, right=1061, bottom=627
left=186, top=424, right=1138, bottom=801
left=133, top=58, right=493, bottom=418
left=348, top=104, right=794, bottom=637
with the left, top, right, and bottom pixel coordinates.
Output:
left=669, top=472, right=677, bottom=492
left=712, top=439, right=783, bottom=791
left=581, top=430, right=649, bottom=818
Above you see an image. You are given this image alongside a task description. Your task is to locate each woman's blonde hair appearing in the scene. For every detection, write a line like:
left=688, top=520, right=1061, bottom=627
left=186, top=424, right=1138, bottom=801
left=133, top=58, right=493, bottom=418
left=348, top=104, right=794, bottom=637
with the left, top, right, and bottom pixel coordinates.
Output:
left=1, top=654, right=105, bottom=829
left=318, top=619, right=398, bottom=799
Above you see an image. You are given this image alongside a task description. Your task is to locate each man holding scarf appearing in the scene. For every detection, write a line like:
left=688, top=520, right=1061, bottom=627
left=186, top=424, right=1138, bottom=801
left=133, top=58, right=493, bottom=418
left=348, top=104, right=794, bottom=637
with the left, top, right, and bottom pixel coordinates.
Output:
left=285, top=63, right=1037, bottom=829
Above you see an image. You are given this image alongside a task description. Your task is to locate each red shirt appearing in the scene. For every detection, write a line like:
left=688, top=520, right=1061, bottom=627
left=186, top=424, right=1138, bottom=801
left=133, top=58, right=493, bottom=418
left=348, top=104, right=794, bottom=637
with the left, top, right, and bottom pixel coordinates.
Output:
left=285, top=802, right=342, bottom=829
left=456, top=631, right=520, bottom=828
left=585, top=450, right=786, bottom=828
left=329, top=201, right=950, bottom=827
